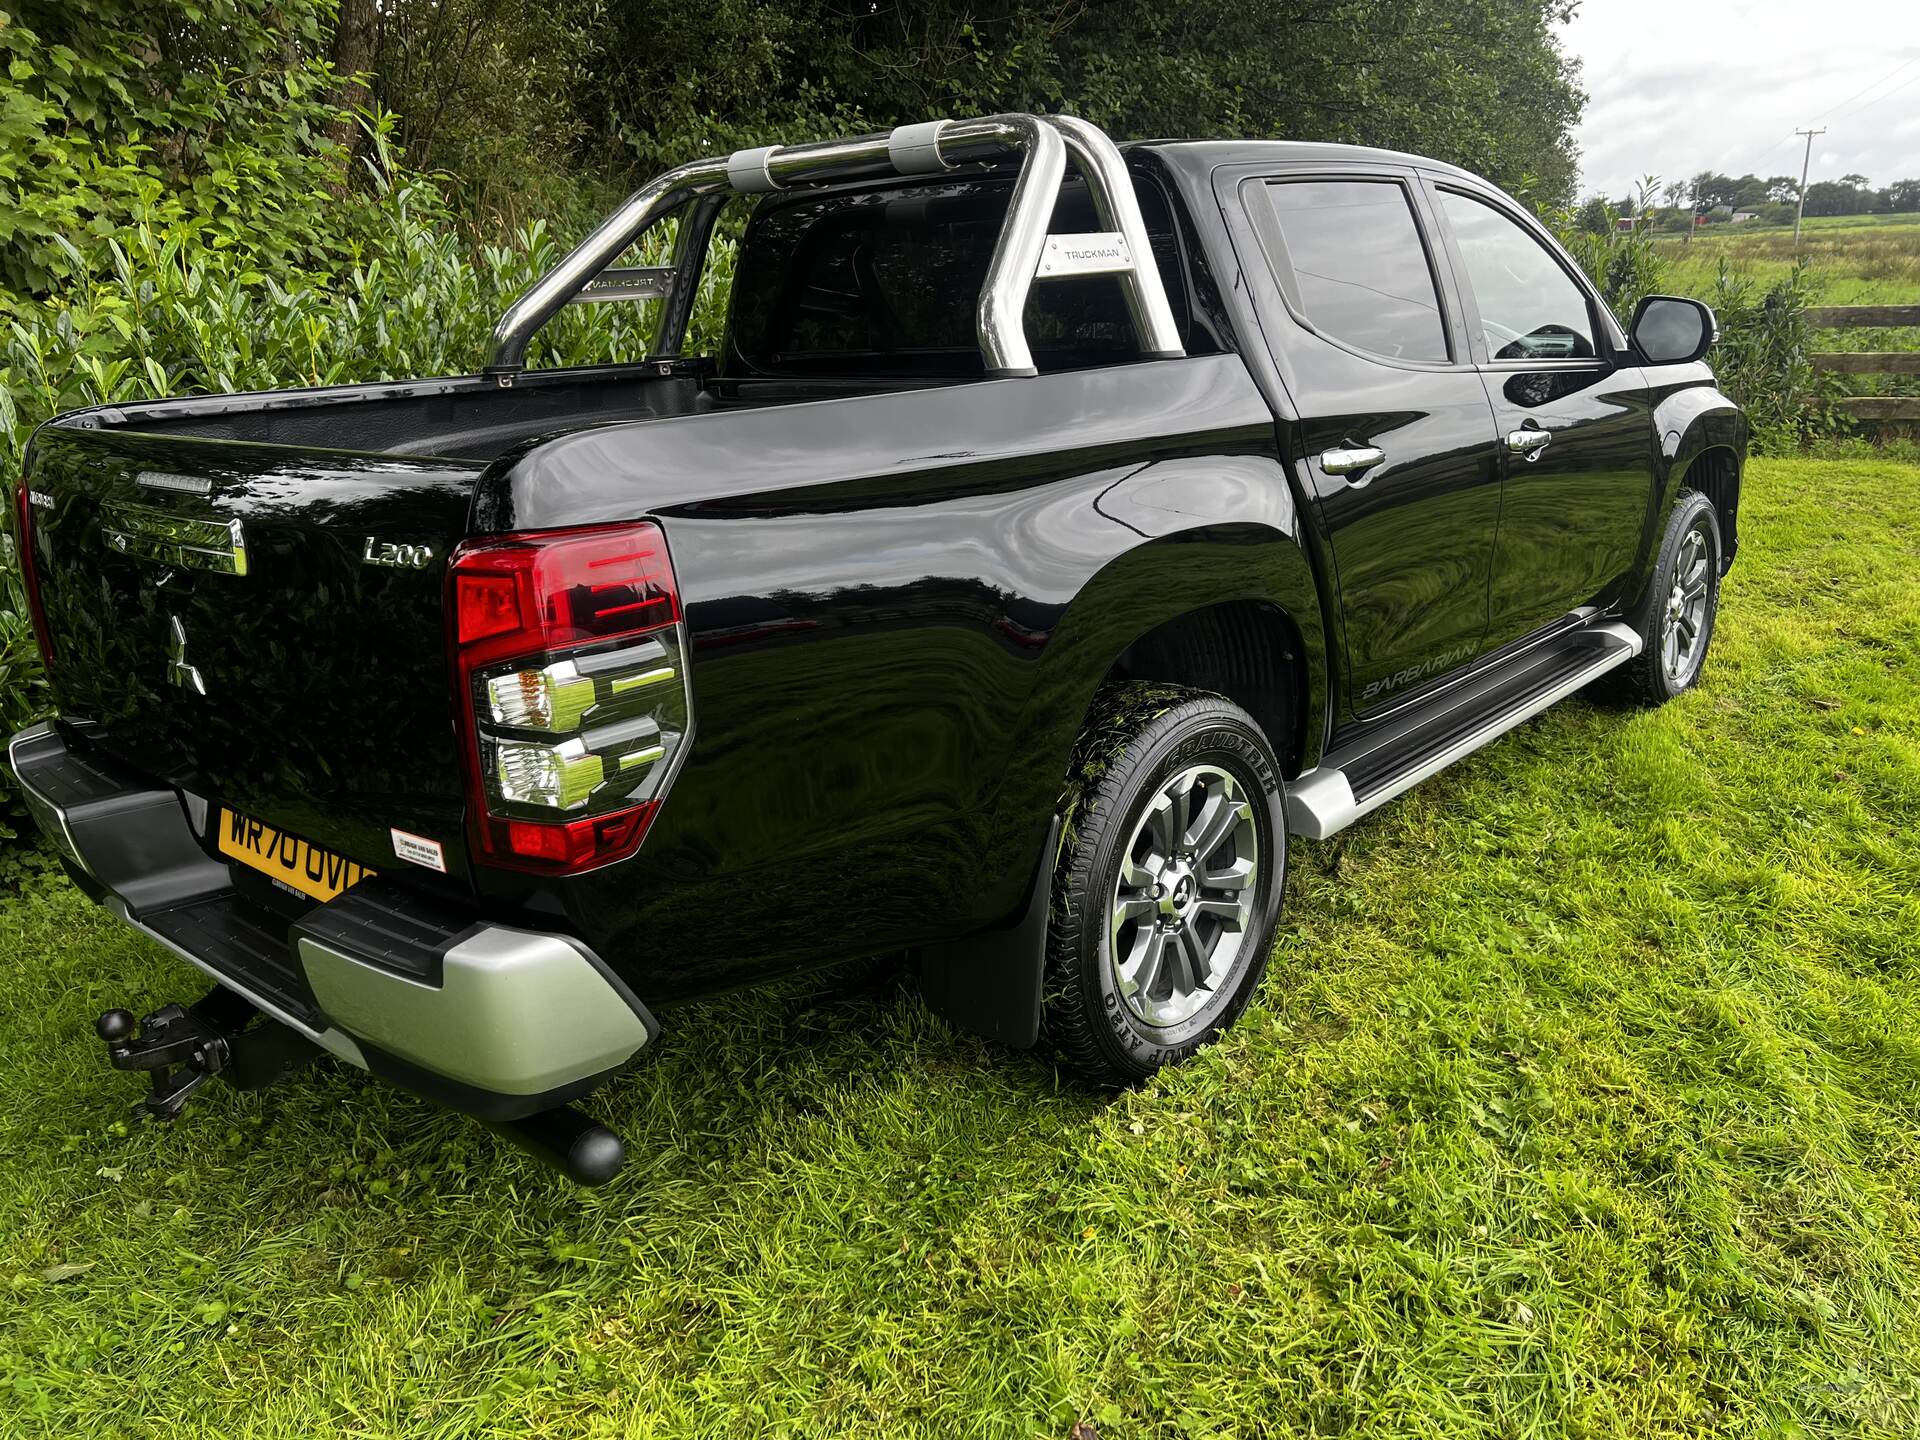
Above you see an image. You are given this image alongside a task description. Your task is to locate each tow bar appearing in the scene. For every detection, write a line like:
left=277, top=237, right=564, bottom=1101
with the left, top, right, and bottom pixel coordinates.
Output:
left=93, top=989, right=627, bottom=1184
left=95, top=987, right=321, bottom=1120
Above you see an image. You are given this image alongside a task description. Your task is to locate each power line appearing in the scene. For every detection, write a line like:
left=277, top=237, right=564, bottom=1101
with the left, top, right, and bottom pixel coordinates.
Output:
left=1818, top=53, right=1920, bottom=121
left=1711, top=52, right=1918, bottom=184
left=1838, top=67, right=1920, bottom=121
left=1586, top=50, right=1920, bottom=200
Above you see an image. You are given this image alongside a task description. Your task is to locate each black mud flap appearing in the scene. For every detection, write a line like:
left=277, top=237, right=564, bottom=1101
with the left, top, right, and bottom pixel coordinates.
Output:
left=916, top=816, right=1060, bottom=1048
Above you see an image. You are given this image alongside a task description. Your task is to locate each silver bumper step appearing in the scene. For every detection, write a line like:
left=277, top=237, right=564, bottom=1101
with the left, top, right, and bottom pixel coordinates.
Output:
left=1288, top=620, right=1642, bottom=839
left=7, top=720, right=658, bottom=1119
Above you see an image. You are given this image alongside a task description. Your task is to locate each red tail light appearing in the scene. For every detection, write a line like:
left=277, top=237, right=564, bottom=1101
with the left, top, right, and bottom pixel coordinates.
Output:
left=447, top=522, right=692, bottom=875
left=12, top=480, right=56, bottom=673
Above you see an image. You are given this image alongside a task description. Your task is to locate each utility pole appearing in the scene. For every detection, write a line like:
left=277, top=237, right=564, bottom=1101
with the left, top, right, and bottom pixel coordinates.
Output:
left=1793, top=127, right=1827, bottom=244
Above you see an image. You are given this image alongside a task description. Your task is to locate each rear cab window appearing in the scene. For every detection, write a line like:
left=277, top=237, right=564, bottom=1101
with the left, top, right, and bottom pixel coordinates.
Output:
left=1252, top=179, right=1450, bottom=364
left=724, top=174, right=1207, bottom=379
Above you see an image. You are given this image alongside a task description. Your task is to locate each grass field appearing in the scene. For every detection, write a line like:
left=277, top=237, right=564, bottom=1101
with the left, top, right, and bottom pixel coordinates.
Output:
left=3, top=457, right=1919, bottom=1437
left=1655, top=212, right=1920, bottom=306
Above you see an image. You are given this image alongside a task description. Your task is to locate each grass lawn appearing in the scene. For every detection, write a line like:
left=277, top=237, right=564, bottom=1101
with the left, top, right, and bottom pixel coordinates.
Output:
left=1655, top=213, right=1920, bottom=306
left=3, top=456, right=1919, bottom=1437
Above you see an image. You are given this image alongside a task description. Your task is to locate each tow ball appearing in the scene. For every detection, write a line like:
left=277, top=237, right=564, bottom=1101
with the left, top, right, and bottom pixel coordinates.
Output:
left=94, top=989, right=628, bottom=1184
left=95, top=987, right=321, bottom=1120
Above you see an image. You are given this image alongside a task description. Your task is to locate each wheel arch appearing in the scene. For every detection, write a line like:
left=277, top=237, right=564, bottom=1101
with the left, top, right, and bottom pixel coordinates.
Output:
left=982, top=521, right=1328, bottom=878
left=1102, top=599, right=1310, bottom=775
left=1657, top=390, right=1748, bottom=570
left=1675, top=443, right=1742, bottom=571
left=931, top=523, right=1325, bottom=1052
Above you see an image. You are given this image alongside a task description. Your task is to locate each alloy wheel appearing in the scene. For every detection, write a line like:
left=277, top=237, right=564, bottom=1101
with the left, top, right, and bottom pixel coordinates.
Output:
left=1108, top=763, right=1259, bottom=1028
left=1661, top=524, right=1712, bottom=684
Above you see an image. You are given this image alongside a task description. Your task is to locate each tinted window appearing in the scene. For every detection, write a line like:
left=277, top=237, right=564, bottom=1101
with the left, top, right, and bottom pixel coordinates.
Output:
left=1438, top=190, right=1597, bottom=361
left=1259, top=180, right=1448, bottom=362
left=726, top=177, right=1195, bottom=377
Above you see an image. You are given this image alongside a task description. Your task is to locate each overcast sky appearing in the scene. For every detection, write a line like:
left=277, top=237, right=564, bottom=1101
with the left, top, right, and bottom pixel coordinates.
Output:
left=1563, top=0, right=1920, bottom=201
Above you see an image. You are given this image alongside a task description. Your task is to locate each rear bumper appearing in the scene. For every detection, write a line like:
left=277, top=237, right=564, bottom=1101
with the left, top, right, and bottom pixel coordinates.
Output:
left=7, top=720, right=658, bottom=1120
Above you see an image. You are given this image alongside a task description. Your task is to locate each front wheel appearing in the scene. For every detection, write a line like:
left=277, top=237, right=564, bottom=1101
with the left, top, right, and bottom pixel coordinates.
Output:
left=1615, top=489, right=1723, bottom=704
left=1043, top=686, right=1287, bottom=1084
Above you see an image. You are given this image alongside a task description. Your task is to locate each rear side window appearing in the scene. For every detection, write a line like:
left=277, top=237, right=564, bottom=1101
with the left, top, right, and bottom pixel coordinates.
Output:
left=1257, top=180, right=1449, bottom=363
left=725, top=176, right=1197, bottom=378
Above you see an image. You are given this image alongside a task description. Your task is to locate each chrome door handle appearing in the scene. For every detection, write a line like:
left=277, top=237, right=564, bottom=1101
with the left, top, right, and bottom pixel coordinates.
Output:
left=1506, top=427, right=1551, bottom=461
left=1320, top=445, right=1386, bottom=477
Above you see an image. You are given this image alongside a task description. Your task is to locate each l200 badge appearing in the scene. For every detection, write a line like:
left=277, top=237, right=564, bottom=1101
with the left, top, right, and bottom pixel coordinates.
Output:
left=362, top=537, right=435, bottom=570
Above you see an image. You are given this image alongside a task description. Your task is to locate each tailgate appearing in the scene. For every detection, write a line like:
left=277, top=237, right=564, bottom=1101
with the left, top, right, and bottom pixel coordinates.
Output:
left=22, top=424, right=483, bottom=880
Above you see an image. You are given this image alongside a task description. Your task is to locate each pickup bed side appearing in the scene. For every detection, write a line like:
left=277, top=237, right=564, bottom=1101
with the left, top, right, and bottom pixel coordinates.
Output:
left=481, top=352, right=1327, bottom=996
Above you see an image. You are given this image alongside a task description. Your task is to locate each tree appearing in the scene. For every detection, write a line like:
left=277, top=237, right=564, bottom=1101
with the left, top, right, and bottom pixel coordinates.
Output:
left=1766, top=175, right=1800, bottom=204
left=1885, top=179, right=1920, bottom=212
left=566, top=0, right=1588, bottom=205
left=328, top=0, right=380, bottom=173
left=1803, top=179, right=1868, bottom=217
left=1577, top=197, right=1612, bottom=234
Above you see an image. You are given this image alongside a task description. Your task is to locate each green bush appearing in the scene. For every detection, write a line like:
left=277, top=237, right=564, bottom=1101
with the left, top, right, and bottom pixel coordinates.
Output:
left=1704, top=258, right=1842, bottom=453
left=0, top=161, right=728, bottom=454
left=0, top=597, right=53, bottom=884
left=0, top=0, right=360, bottom=297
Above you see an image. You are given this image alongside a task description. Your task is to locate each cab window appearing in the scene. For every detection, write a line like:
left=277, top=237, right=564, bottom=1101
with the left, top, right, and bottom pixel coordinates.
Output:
left=1257, top=179, right=1449, bottom=363
left=1437, top=189, right=1598, bottom=361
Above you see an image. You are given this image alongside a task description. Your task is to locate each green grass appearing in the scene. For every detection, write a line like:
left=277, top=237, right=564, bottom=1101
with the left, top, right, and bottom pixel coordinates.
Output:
left=4, top=457, right=1920, bottom=1437
left=1656, top=213, right=1920, bottom=305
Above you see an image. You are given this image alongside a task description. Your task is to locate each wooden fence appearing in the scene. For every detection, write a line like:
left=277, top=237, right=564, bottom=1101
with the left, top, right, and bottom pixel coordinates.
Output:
left=1807, top=306, right=1920, bottom=422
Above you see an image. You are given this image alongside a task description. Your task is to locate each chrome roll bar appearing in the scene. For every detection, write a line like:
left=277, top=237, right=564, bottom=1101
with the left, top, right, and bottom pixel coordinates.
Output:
left=484, top=113, right=1186, bottom=382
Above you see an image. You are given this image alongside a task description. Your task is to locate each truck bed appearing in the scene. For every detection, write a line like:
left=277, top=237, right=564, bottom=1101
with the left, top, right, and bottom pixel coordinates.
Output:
left=61, top=363, right=959, bottom=464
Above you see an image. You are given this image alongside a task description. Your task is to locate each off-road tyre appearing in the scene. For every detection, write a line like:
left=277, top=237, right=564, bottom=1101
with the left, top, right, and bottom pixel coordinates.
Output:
left=1612, top=488, right=1723, bottom=705
left=1042, top=684, right=1287, bottom=1085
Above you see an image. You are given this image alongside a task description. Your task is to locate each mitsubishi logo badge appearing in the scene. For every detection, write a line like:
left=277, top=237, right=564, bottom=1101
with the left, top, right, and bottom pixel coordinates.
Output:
left=166, top=615, right=206, bottom=695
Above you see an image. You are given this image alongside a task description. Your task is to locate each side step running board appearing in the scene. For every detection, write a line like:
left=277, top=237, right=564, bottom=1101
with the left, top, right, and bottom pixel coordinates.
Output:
left=1288, top=620, right=1642, bottom=840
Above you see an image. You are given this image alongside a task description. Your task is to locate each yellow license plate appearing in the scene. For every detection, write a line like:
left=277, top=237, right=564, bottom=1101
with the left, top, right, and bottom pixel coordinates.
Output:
left=216, top=809, right=374, bottom=903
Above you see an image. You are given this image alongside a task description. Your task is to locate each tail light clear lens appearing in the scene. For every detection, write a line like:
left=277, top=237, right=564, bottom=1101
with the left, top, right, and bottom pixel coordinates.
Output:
left=12, top=479, right=56, bottom=673
left=447, top=522, right=692, bottom=875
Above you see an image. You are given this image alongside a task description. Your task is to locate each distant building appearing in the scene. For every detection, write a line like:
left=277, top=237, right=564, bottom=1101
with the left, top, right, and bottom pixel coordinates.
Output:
left=1730, top=210, right=1760, bottom=223
left=1614, top=216, right=1637, bottom=233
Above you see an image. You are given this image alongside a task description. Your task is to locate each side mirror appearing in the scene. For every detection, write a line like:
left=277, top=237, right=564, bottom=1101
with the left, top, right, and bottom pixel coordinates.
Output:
left=1630, top=295, right=1718, bottom=365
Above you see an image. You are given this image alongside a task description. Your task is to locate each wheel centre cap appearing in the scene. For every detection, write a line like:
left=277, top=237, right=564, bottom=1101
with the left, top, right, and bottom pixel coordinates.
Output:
left=1157, top=860, right=1197, bottom=919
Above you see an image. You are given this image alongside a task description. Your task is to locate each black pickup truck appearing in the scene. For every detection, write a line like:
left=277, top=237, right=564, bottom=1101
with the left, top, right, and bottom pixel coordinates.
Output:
left=9, top=114, right=1745, bottom=1183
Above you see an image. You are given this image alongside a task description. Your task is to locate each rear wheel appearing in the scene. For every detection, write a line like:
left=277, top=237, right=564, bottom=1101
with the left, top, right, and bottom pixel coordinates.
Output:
left=1043, top=685, right=1287, bottom=1084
